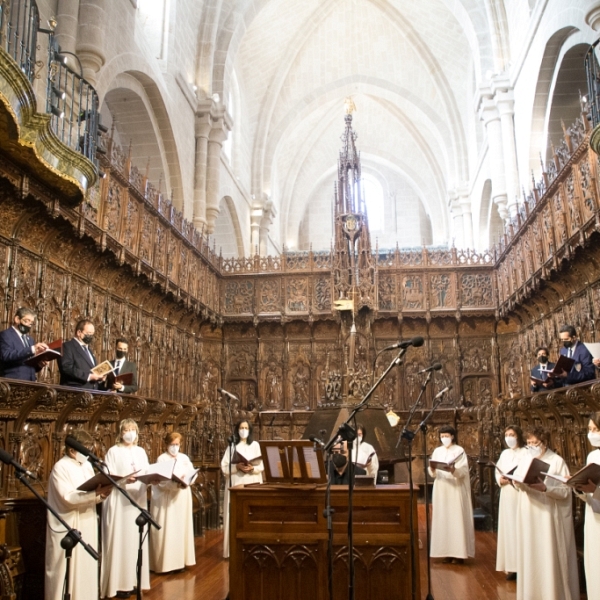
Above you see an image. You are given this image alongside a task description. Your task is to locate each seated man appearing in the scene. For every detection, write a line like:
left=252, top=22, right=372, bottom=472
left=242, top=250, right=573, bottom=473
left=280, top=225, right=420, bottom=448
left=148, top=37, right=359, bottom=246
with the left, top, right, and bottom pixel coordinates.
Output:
left=554, top=325, right=596, bottom=386
left=530, top=346, right=558, bottom=393
left=0, top=308, right=48, bottom=381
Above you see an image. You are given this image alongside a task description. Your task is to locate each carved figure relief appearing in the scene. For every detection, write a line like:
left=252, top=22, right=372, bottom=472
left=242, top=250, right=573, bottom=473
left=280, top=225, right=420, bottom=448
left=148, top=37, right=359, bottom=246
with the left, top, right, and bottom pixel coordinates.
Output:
left=461, top=274, right=493, bottom=307
left=287, top=278, right=308, bottom=312
left=402, top=275, right=424, bottom=309
left=314, top=277, right=332, bottom=312
left=378, top=274, right=396, bottom=311
left=224, top=280, right=254, bottom=314
left=430, top=274, right=454, bottom=309
left=259, top=279, right=280, bottom=313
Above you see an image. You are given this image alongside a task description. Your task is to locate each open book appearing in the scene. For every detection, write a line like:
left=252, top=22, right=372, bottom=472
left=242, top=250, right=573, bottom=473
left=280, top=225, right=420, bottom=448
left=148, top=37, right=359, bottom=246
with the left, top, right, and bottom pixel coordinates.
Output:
left=542, top=462, right=600, bottom=487
left=530, top=355, right=575, bottom=384
left=355, top=451, right=376, bottom=469
left=504, top=456, right=550, bottom=485
left=172, top=463, right=200, bottom=487
left=489, top=461, right=517, bottom=479
left=77, top=469, right=140, bottom=492
left=231, top=449, right=262, bottom=467
left=91, top=360, right=116, bottom=377
left=106, top=371, right=134, bottom=387
left=429, top=451, right=464, bottom=472
left=24, top=338, right=62, bottom=367
left=136, top=460, right=200, bottom=487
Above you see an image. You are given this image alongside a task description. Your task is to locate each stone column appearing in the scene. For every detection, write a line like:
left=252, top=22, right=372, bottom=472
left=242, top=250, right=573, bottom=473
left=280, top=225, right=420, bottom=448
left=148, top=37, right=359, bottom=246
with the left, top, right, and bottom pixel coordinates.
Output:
left=193, top=108, right=211, bottom=230
left=448, top=190, right=465, bottom=248
left=259, top=199, right=275, bottom=256
left=205, top=123, right=228, bottom=234
left=493, top=75, right=520, bottom=217
left=250, top=205, right=262, bottom=254
left=478, top=88, right=509, bottom=221
left=457, top=184, right=474, bottom=249
left=55, top=0, right=80, bottom=54
left=76, top=0, right=107, bottom=84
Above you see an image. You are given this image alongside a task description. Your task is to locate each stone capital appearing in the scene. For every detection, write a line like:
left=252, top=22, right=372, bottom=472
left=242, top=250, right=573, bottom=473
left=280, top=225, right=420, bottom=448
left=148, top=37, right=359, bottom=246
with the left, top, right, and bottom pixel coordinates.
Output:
left=476, top=88, right=500, bottom=125
left=585, top=4, right=600, bottom=31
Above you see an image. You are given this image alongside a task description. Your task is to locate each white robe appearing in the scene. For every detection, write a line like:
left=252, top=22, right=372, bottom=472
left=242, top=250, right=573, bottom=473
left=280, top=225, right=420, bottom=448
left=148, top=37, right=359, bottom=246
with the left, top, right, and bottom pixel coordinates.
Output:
left=515, top=449, right=579, bottom=600
left=495, top=446, right=527, bottom=572
left=428, top=444, right=475, bottom=558
left=220, top=440, right=264, bottom=558
left=100, top=444, right=150, bottom=598
left=581, top=449, right=600, bottom=600
left=149, top=452, right=196, bottom=573
left=45, top=456, right=103, bottom=600
left=351, top=440, right=379, bottom=479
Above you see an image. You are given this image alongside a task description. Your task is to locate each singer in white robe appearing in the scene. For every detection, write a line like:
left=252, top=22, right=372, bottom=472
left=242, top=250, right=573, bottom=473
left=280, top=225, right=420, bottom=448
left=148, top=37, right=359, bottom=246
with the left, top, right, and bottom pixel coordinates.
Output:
left=45, top=438, right=110, bottom=600
left=428, top=426, right=475, bottom=561
left=101, top=420, right=150, bottom=599
left=515, top=429, right=579, bottom=600
left=574, top=414, right=600, bottom=600
left=150, top=433, right=196, bottom=573
left=221, top=420, right=264, bottom=558
left=352, top=425, right=379, bottom=479
left=495, top=426, right=527, bottom=575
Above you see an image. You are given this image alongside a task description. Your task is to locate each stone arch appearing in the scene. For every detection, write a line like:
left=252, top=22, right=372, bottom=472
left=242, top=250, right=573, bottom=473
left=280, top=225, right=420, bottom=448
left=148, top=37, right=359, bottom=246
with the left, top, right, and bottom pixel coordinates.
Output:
left=212, top=196, right=244, bottom=258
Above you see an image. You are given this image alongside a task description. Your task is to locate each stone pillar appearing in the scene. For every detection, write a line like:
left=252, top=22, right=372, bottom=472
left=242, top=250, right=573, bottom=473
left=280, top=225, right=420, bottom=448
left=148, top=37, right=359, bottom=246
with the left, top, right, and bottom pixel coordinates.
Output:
left=493, top=75, right=520, bottom=217
left=448, top=190, right=465, bottom=248
left=55, top=0, right=80, bottom=54
left=457, top=184, right=474, bottom=249
left=205, top=125, right=227, bottom=234
left=259, top=199, right=275, bottom=256
left=250, top=205, right=262, bottom=254
left=76, top=0, right=107, bottom=84
left=478, top=88, right=509, bottom=221
left=193, top=110, right=211, bottom=230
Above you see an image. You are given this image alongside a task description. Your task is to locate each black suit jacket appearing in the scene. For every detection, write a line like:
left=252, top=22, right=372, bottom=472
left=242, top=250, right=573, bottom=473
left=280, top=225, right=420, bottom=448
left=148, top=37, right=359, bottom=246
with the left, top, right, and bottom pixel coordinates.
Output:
left=0, top=327, right=37, bottom=381
left=59, top=338, right=98, bottom=389
left=530, top=361, right=557, bottom=392
left=102, top=359, right=138, bottom=394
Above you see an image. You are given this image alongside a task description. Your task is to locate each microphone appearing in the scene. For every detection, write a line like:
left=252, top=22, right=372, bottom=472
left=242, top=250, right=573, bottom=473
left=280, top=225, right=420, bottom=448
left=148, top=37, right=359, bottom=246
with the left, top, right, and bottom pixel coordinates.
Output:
left=65, top=435, right=105, bottom=465
left=218, top=388, right=238, bottom=401
left=433, top=385, right=453, bottom=400
left=0, top=448, right=38, bottom=479
left=308, top=434, right=325, bottom=447
left=418, top=363, right=442, bottom=374
left=382, top=336, right=425, bottom=351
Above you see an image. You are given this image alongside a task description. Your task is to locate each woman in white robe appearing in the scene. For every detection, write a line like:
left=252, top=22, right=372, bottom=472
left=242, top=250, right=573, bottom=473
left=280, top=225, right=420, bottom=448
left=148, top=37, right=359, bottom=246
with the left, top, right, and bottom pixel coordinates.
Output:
left=428, top=424, right=475, bottom=563
left=45, top=430, right=112, bottom=600
left=573, top=412, right=600, bottom=600
left=495, top=424, right=527, bottom=579
left=101, top=419, right=150, bottom=599
left=149, top=431, right=196, bottom=573
left=221, top=420, right=264, bottom=558
left=515, top=426, right=579, bottom=600
left=351, top=424, right=379, bottom=480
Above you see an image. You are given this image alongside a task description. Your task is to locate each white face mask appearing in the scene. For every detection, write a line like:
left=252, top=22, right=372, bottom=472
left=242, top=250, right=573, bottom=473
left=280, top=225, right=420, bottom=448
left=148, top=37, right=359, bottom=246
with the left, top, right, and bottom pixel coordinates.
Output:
left=239, top=429, right=249, bottom=440
left=505, top=436, right=518, bottom=449
left=527, top=445, right=542, bottom=458
left=441, top=437, right=452, bottom=447
left=74, top=452, right=88, bottom=464
left=168, top=445, right=179, bottom=456
left=122, top=430, right=137, bottom=444
left=357, top=435, right=363, bottom=443
left=588, top=432, right=600, bottom=447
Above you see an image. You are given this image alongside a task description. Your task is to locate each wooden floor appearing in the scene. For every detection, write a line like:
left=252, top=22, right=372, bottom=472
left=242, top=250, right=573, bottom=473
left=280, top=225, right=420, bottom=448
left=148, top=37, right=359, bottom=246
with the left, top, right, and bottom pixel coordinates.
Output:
left=143, top=504, right=522, bottom=600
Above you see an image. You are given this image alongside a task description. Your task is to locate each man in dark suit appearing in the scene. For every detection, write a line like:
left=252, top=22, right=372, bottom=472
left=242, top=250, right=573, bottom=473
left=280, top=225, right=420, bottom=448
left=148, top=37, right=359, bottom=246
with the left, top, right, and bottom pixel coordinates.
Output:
left=59, top=319, right=105, bottom=389
left=530, top=346, right=558, bottom=392
left=555, top=324, right=596, bottom=385
left=0, top=307, right=49, bottom=381
left=330, top=442, right=366, bottom=484
left=102, top=337, right=138, bottom=394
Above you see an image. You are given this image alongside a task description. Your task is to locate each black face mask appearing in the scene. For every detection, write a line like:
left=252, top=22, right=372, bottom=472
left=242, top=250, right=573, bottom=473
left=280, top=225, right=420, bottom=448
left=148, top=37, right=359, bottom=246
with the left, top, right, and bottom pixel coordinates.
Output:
left=538, top=355, right=548, bottom=364
left=82, top=334, right=94, bottom=345
left=562, top=340, right=573, bottom=349
left=116, top=350, right=127, bottom=359
left=17, top=323, right=31, bottom=335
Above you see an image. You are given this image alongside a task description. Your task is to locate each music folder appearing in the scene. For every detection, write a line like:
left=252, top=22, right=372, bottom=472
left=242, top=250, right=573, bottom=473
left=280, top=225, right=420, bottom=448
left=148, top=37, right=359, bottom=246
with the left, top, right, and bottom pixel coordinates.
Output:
left=77, top=469, right=140, bottom=492
left=505, top=456, right=550, bottom=485
left=24, top=338, right=62, bottom=367
left=542, top=462, right=600, bottom=487
left=429, top=451, right=464, bottom=472
left=231, top=449, right=262, bottom=467
left=106, top=370, right=134, bottom=387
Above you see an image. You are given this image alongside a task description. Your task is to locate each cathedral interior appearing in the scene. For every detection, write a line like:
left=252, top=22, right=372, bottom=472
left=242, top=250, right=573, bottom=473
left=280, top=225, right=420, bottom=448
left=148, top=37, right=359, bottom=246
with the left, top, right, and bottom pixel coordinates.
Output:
left=1, top=0, right=600, bottom=597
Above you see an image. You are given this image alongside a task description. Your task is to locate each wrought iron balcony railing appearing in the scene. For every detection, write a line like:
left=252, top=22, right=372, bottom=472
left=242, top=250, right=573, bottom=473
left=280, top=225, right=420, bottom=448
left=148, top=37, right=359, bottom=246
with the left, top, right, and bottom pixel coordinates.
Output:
left=586, top=39, right=600, bottom=128
left=0, top=0, right=38, bottom=82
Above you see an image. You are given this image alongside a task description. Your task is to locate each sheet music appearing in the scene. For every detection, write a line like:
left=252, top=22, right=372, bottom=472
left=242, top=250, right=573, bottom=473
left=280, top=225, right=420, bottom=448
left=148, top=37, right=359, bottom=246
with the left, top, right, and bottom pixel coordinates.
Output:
left=302, top=447, right=320, bottom=479
left=266, top=445, right=283, bottom=478
left=291, top=446, right=301, bottom=478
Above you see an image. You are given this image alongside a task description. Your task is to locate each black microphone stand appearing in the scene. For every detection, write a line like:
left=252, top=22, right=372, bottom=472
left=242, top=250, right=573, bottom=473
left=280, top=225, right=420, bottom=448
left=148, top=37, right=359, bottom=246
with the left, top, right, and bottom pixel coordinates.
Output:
left=398, top=370, right=435, bottom=600
left=323, top=444, right=335, bottom=600
left=86, top=455, right=160, bottom=600
left=416, top=389, right=449, bottom=600
left=13, top=467, right=98, bottom=600
left=323, top=346, right=408, bottom=600
left=222, top=391, right=237, bottom=600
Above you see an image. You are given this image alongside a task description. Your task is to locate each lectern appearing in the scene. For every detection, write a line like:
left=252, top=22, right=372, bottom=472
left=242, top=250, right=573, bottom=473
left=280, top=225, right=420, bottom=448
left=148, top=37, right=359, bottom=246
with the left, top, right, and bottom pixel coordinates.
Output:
left=228, top=483, right=420, bottom=600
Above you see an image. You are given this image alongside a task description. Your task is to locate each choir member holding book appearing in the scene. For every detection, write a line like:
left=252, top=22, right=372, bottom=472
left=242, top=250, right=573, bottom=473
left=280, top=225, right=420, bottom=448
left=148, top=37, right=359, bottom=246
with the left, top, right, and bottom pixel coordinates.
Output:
left=221, top=420, right=264, bottom=558
left=495, top=425, right=526, bottom=580
left=101, top=419, right=150, bottom=599
left=514, top=427, right=579, bottom=600
left=351, top=424, right=379, bottom=479
left=149, top=432, right=196, bottom=573
left=45, top=430, right=112, bottom=600
left=572, top=412, right=600, bottom=600
left=428, top=425, right=474, bottom=564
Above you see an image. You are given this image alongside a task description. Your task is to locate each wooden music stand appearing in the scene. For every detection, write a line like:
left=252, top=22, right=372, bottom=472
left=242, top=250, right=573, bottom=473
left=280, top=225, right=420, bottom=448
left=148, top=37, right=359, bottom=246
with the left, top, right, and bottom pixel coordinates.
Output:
left=259, top=440, right=327, bottom=484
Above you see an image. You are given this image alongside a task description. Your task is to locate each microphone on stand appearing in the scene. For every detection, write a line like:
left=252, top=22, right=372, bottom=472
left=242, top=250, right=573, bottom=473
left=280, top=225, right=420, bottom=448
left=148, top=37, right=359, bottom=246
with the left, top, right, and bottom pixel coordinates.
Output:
left=381, top=336, right=424, bottom=351
left=0, top=448, right=38, bottom=479
left=433, top=384, right=453, bottom=400
left=65, top=436, right=107, bottom=467
left=218, top=388, right=239, bottom=401
left=418, top=363, right=443, bottom=374
left=308, top=435, right=325, bottom=449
